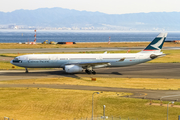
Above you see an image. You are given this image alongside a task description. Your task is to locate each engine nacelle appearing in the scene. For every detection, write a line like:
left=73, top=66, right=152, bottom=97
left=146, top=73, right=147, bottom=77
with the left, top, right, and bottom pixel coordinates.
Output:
left=65, top=65, right=83, bottom=73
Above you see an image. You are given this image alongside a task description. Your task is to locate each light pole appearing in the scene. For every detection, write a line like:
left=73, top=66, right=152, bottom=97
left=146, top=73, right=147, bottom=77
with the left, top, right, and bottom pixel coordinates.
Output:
left=167, top=101, right=174, bottom=120
left=103, top=105, right=106, bottom=120
left=92, top=92, right=100, bottom=120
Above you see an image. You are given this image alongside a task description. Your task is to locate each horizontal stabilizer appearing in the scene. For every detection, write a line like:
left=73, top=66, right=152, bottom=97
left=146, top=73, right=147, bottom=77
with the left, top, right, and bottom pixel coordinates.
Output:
left=150, top=54, right=166, bottom=59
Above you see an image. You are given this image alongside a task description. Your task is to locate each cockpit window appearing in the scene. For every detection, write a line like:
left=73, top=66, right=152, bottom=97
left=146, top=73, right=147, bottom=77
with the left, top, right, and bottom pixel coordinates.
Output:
left=14, top=57, right=18, bottom=60
left=12, top=57, right=22, bottom=63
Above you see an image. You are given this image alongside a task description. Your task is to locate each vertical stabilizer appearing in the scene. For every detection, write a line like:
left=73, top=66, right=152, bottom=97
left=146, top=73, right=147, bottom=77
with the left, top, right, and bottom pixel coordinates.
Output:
left=141, top=33, right=168, bottom=53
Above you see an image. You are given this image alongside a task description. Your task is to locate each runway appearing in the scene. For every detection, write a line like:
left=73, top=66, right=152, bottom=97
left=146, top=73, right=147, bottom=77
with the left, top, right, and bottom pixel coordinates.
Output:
left=0, top=63, right=180, bottom=101
left=1, top=63, right=180, bottom=80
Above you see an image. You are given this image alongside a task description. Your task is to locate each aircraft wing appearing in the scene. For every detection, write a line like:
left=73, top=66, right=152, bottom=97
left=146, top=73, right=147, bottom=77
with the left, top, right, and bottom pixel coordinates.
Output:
left=66, top=58, right=125, bottom=67
left=77, top=61, right=111, bottom=66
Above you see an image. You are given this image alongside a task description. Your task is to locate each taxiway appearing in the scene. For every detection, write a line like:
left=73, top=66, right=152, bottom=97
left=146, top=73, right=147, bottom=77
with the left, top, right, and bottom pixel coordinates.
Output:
left=1, top=63, right=180, bottom=80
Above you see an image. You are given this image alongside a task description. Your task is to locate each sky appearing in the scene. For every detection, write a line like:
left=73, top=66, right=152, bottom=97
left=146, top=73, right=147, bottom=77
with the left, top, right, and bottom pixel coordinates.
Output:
left=0, top=0, right=180, bottom=14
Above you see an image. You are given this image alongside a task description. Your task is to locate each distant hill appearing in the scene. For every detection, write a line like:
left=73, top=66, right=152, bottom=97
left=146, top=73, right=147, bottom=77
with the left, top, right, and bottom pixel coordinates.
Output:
left=0, top=7, right=180, bottom=30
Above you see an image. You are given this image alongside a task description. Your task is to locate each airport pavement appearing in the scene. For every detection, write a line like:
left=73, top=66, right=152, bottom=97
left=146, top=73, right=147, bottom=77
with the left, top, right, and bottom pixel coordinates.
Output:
left=0, top=63, right=180, bottom=80
left=0, top=56, right=13, bottom=62
left=0, top=63, right=180, bottom=101
left=0, top=47, right=180, bottom=53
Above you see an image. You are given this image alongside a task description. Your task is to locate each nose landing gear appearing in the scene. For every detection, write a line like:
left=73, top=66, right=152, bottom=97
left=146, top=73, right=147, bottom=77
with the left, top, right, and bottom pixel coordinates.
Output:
left=25, top=68, right=29, bottom=73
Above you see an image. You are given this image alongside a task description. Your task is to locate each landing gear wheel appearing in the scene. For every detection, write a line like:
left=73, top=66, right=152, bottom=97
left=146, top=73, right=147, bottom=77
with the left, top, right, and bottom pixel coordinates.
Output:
left=25, top=68, right=28, bottom=73
left=85, top=69, right=89, bottom=74
left=85, top=69, right=92, bottom=74
left=92, top=70, right=96, bottom=75
left=88, top=70, right=92, bottom=74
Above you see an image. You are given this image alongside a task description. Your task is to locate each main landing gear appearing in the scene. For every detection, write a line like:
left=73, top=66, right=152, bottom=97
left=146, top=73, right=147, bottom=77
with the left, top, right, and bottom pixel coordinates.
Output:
left=85, top=69, right=96, bottom=75
left=85, top=66, right=96, bottom=75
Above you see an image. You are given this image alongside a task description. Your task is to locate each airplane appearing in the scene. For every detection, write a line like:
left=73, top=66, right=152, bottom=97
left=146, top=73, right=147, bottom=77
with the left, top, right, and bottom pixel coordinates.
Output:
left=11, top=33, right=167, bottom=74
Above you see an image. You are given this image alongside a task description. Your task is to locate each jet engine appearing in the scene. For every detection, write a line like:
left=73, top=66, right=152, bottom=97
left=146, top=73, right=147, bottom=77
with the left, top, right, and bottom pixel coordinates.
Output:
left=64, top=65, right=83, bottom=73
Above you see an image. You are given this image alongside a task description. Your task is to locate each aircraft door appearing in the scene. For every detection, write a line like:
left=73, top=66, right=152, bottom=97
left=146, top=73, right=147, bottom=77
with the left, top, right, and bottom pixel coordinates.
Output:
left=99, top=56, right=102, bottom=61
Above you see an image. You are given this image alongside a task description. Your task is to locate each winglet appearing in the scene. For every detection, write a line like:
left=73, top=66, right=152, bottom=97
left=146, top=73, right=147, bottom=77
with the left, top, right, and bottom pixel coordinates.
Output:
left=103, top=51, right=107, bottom=54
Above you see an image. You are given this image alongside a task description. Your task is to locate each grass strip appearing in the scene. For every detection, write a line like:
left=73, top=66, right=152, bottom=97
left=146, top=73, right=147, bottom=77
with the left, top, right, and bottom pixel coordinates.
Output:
left=0, top=88, right=179, bottom=120
left=2, top=77, right=180, bottom=90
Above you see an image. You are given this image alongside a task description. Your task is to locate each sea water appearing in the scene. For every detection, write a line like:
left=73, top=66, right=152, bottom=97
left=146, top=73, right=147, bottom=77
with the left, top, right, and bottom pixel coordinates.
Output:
left=0, top=30, right=179, bottom=43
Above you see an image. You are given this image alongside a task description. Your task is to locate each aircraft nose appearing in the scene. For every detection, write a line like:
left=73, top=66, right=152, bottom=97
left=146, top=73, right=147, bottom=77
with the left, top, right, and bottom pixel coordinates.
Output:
left=10, top=60, right=13, bottom=64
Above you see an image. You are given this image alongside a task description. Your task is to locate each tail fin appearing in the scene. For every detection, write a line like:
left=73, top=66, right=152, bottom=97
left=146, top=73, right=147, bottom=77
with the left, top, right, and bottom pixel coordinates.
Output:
left=141, top=33, right=168, bottom=53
